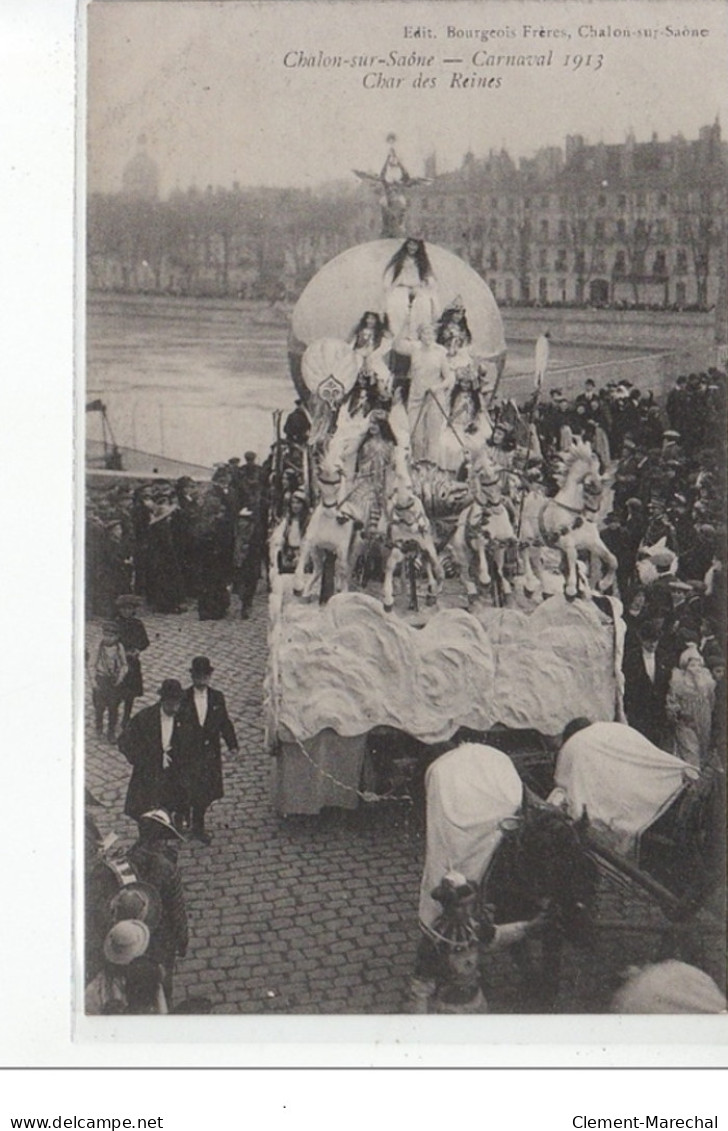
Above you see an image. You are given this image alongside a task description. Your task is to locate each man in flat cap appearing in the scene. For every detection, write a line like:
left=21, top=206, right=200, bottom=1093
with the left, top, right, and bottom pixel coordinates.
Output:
left=118, top=679, right=184, bottom=822
left=613, top=435, right=647, bottom=513
left=661, top=430, right=684, bottom=462
left=176, top=657, right=239, bottom=844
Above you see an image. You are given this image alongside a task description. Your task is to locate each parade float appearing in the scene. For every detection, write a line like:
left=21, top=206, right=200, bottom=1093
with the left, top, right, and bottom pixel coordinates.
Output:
left=264, top=137, right=626, bottom=817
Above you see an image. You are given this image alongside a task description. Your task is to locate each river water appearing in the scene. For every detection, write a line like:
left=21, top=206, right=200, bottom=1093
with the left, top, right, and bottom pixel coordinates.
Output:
left=86, top=293, right=644, bottom=470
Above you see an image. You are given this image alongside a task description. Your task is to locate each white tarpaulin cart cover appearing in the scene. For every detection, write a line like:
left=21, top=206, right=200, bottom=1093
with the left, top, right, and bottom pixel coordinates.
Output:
left=552, top=721, right=698, bottom=854
left=419, top=744, right=523, bottom=927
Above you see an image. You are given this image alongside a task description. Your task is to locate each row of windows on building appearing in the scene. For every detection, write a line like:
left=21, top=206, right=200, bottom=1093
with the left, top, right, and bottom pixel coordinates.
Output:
left=419, top=189, right=719, bottom=214
left=477, top=247, right=693, bottom=274
left=420, top=215, right=704, bottom=242
left=487, top=276, right=696, bottom=305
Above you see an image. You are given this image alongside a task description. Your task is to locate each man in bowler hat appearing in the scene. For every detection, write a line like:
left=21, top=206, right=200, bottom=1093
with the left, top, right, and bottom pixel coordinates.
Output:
left=176, top=657, right=239, bottom=844
left=118, top=679, right=184, bottom=821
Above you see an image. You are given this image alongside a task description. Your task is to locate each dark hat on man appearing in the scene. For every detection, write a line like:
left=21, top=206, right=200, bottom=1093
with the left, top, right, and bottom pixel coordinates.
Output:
left=190, top=656, right=214, bottom=676
left=703, top=641, right=724, bottom=670
left=157, top=678, right=184, bottom=701
left=115, top=593, right=143, bottom=610
left=244, top=451, right=257, bottom=463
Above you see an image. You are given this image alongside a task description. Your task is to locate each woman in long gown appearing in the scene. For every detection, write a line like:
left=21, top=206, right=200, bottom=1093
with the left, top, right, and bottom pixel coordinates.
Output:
left=348, top=412, right=399, bottom=540
left=269, top=490, right=310, bottom=575
left=146, top=498, right=186, bottom=614
left=437, top=334, right=491, bottom=473
left=383, top=238, right=440, bottom=341
left=393, top=322, right=450, bottom=463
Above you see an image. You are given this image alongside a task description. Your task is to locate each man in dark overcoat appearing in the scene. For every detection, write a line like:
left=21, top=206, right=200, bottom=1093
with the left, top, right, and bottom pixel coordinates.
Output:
left=118, top=679, right=184, bottom=821
left=622, top=620, right=673, bottom=749
left=176, top=656, right=239, bottom=844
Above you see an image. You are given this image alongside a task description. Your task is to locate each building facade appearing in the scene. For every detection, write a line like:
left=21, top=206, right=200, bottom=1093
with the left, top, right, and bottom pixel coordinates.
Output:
left=408, top=122, right=727, bottom=310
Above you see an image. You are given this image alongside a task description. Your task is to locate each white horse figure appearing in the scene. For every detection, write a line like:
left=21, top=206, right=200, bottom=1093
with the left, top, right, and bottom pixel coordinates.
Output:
left=292, top=460, right=361, bottom=601
left=518, top=440, right=616, bottom=601
left=382, top=460, right=444, bottom=613
left=448, top=451, right=516, bottom=604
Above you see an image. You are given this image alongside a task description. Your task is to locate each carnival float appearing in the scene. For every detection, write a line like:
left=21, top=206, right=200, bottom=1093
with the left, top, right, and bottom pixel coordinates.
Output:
left=261, top=139, right=723, bottom=1009
left=264, top=138, right=626, bottom=814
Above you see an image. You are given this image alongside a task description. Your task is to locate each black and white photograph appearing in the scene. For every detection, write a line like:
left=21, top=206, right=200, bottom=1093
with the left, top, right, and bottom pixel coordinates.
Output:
left=80, top=0, right=728, bottom=1025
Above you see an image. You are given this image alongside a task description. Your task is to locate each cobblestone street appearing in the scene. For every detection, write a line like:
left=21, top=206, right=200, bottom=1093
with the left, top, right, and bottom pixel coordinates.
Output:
left=85, top=594, right=723, bottom=1014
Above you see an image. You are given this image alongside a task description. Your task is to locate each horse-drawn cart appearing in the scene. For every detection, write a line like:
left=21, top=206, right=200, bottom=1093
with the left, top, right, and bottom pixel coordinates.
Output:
left=412, top=719, right=724, bottom=1010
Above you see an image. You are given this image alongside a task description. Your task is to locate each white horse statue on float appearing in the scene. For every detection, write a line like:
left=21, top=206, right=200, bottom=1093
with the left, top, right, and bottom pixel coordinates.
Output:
left=382, top=449, right=444, bottom=612
left=517, top=439, right=617, bottom=601
left=448, top=450, right=516, bottom=604
left=292, top=458, right=361, bottom=601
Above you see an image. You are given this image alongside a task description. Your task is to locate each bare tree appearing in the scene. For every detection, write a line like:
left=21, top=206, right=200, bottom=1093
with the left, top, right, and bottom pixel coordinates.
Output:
left=565, top=195, right=604, bottom=303
left=675, top=188, right=723, bottom=309
left=613, top=199, right=654, bottom=305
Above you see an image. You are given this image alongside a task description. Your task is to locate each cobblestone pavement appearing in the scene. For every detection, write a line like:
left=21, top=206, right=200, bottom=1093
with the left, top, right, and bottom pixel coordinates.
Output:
left=84, top=591, right=724, bottom=1014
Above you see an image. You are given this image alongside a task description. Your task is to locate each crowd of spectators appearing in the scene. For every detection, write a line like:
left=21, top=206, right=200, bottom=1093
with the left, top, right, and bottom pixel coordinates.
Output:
left=533, top=370, right=726, bottom=769
left=87, top=367, right=726, bottom=773
left=86, top=451, right=268, bottom=622
left=529, top=369, right=725, bottom=469
left=84, top=357, right=726, bottom=1014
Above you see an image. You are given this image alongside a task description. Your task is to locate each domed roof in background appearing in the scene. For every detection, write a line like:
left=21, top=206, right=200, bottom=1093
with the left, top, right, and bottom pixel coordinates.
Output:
left=122, top=134, right=159, bottom=200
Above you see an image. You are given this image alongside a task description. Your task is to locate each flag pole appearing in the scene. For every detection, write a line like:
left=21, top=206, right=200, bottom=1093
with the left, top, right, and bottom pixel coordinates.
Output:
left=516, top=335, right=549, bottom=539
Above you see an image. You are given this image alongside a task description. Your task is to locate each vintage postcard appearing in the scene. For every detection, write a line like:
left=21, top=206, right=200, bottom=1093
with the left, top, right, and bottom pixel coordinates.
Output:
left=80, top=0, right=728, bottom=1041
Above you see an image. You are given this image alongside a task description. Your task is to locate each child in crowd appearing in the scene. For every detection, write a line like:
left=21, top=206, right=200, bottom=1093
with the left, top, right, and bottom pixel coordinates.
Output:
left=92, top=620, right=128, bottom=742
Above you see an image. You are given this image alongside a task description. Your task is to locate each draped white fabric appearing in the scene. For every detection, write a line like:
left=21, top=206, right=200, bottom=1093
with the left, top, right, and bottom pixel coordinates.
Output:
left=610, top=960, right=726, bottom=1014
left=553, top=721, right=698, bottom=842
left=269, top=590, right=622, bottom=744
left=419, top=744, right=523, bottom=927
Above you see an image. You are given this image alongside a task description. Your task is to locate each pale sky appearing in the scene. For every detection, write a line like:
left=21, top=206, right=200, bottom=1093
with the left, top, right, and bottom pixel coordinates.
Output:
left=86, top=0, right=728, bottom=195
